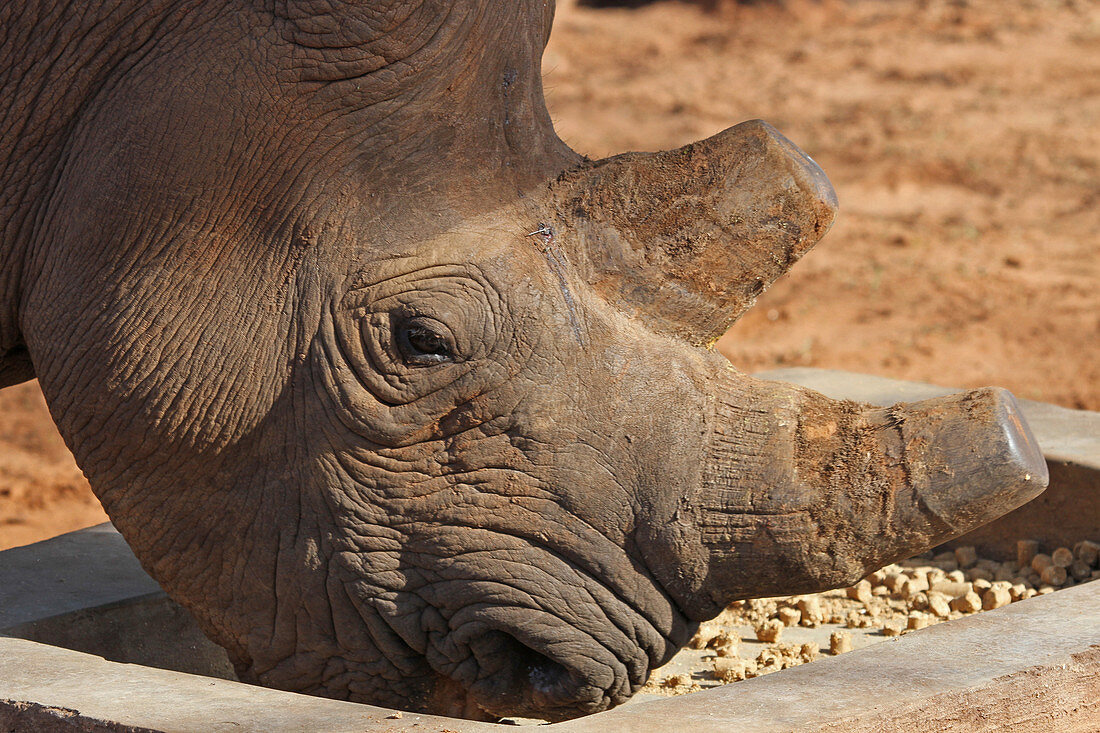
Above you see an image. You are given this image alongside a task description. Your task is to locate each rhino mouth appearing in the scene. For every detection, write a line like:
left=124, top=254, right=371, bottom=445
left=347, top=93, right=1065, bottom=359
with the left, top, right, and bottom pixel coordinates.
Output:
left=323, top=492, right=690, bottom=720
left=453, top=620, right=639, bottom=722
left=407, top=575, right=674, bottom=723
left=465, top=629, right=588, bottom=720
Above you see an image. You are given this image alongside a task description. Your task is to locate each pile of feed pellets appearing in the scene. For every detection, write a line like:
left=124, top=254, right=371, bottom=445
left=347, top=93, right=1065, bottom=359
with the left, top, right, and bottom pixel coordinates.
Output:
left=644, top=539, right=1100, bottom=693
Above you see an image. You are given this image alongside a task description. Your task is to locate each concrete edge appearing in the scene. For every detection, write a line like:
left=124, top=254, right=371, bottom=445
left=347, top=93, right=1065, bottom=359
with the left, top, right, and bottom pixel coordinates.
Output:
left=0, top=637, right=498, bottom=733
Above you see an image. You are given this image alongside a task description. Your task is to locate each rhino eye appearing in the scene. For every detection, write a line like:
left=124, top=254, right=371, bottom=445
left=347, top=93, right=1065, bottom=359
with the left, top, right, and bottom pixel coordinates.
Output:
left=397, top=317, right=455, bottom=366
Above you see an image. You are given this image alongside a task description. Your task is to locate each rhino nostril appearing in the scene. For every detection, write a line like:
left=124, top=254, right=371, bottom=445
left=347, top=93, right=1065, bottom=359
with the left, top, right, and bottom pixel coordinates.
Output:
left=523, top=645, right=571, bottom=700
left=500, top=632, right=575, bottom=703
left=464, top=629, right=586, bottom=721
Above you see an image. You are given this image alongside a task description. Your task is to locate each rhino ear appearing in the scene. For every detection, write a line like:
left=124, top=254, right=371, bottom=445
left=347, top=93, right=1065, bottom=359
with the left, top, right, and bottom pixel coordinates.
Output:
left=550, top=120, right=838, bottom=346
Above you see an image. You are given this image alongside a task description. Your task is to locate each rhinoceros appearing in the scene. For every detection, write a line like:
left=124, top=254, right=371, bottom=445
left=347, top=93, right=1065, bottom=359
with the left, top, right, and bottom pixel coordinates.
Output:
left=0, top=0, right=1047, bottom=722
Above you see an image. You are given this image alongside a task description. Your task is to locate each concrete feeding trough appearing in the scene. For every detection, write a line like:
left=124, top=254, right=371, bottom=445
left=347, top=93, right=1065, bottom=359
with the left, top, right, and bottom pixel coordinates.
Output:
left=3, top=369, right=1099, bottom=732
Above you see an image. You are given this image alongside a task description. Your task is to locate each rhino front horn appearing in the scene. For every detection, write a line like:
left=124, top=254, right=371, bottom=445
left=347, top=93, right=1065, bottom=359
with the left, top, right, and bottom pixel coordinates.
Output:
left=650, top=371, right=1049, bottom=620
left=550, top=119, right=838, bottom=345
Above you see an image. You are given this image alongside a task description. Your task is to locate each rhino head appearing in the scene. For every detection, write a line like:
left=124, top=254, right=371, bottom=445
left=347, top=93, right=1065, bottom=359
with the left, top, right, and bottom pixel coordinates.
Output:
left=6, top=0, right=1046, bottom=722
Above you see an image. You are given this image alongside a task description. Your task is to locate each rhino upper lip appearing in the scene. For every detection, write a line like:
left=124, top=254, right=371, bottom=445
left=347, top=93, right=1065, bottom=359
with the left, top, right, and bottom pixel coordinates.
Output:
left=411, top=573, right=661, bottom=719
left=427, top=548, right=685, bottom=720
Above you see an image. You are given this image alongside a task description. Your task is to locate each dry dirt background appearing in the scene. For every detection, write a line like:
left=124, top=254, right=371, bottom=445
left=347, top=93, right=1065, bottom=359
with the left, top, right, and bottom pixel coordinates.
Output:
left=1, top=0, right=1098, bottom=550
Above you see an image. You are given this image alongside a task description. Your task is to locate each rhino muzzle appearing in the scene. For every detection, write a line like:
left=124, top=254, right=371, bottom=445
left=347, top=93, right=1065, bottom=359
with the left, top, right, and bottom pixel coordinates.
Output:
left=546, top=118, right=1048, bottom=624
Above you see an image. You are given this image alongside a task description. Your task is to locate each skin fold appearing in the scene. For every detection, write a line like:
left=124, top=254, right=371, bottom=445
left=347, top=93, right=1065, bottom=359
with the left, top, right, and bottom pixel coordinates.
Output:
left=0, top=0, right=1048, bottom=721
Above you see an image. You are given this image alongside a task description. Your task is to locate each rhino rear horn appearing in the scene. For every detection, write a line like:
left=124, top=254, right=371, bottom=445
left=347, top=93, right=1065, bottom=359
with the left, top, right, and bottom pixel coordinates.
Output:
left=551, top=120, right=838, bottom=346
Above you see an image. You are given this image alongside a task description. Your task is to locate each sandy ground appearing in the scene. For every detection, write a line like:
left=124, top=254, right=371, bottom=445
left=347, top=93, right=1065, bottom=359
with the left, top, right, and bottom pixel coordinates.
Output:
left=0, top=382, right=107, bottom=550
left=1, top=0, right=1097, bottom=549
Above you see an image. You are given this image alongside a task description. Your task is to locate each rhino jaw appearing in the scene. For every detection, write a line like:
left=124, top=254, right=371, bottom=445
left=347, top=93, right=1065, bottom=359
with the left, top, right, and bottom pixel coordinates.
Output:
left=652, top=368, right=1049, bottom=620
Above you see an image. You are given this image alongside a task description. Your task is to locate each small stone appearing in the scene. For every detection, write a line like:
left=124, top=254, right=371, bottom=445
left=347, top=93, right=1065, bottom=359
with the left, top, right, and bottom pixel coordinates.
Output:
left=829, top=630, right=852, bottom=654
left=972, top=578, right=993, bottom=593
left=946, top=570, right=966, bottom=583
left=932, top=558, right=959, bottom=572
left=711, top=630, right=740, bottom=657
left=930, top=580, right=971, bottom=598
left=907, top=612, right=930, bottom=631
left=799, top=642, right=819, bottom=662
left=385, top=712, right=403, bottom=719
left=954, top=546, right=978, bottom=569
left=950, top=591, right=982, bottom=614
left=848, top=610, right=873, bottom=628
left=797, top=596, right=823, bottom=626
left=1009, top=583, right=1027, bottom=601
left=755, top=649, right=782, bottom=670
left=1070, top=560, right=1092, bottom=581
left=755, top=619, right=783, bottom=643
left=908, top=591, right=930, bottom=611
left=982, top=587, right=1011, bottom=610
left=994, top=563, right=1019, bottom=582
left=1017, top=539, right=1040, bottom=569
left=883, top=573, right=906, bottom=593
left=713, top=657, right=747, bottom=683
left=688, top=623, right=721, bottom=649
left=1031, top=553, right=1053, bottom=574
left=1040, top=564, right=1067, bottom=587
left=846, top=579, right=873, bottom=604
left=872, top=584, right=890, bottom=596
left=1074, top=540, right=1100, bottom=567
left=777, top=607, right=802, bottom=628
left=1037, top=585, right=1056, bottom=595
left=966, top=566, right=994, bottom=582
left=882, top=620, right=904, bottom=636
left=662, top=673, right=690, bottom=688
left=927, top=591, right=952, bottom=618
left=899, top=575, right=930, bottom=598
left=1023, top=588, right=1038, bottom=599
left=866, top=568, right=888, bottom=586
left=925, top=567, right=946, bottom=584
left=748, top=598, right=777, bottom=618
left=1052, top=547, right=1074, bottom=568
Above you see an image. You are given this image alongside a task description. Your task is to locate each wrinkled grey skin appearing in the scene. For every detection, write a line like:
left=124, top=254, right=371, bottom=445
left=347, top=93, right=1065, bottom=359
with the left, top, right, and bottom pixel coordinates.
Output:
left=0, top=0, right=1046, bottom=722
